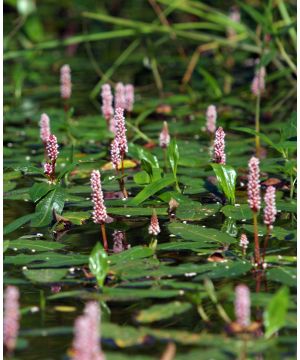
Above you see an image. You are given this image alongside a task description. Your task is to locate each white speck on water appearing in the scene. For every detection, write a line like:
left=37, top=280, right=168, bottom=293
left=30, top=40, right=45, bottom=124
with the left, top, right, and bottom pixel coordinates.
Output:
left=262, top=262, right=267, bottom=269
left=228, top=216, right=232, bottom=219
left=277, top=210, right=281, bottom=213
left=122, top=198, right=127, bottom=201
left=202, top=225, right=206, bottom=228
left=258, top=233, right=263, bottom=237
left=183, top=221, right=187, bottom=224
left=7, top=142, right=13, bottom=147
left=25, top=156, right=30, bottom=161
left=194, top=135, right=200, bottom=140
left=179, top=290, right=185, bottom=295
left=24, top=199, right=29, bottom=202
left=242, top=261, right=246, bottom=264
left=107, top=260, right=111, bottom=264
left=167, top=275, right=173, bottom=278
left=13, top=248, right=18, bottom=251
left=89, top=139, right=95, bottom=144
left=31, top=306, right=39, bottom=313
left=36, top=233, right=43, bottom=237
left=242, top=219, right=247, bottom=222
left=146, top=276, right=150, bottom=279
left=85, top=197, right=90, bottom=200
left=225, top=266, right=229, bottom=269
left=69, top=267, right=75, bottom=273
left=184, top=272, right=197, bottom=277
left=42, top=331, right=47, bottom=337
left=31, top=149, right=37, bottom=154
left=31, top=249, right=36, bottom=253
left=60, top=163, right=66, bottom=168
left=212, top=214, right=216, bottom=217
left=235, top=204, right=240, bottom=207
left=108, top=176, right=115, bottom=180
left=292, top=275, right=296, bottom=279
left=22, top=266, right=28, bottom=271
left=216, top=202, right=220, bottom=205
left=126, top=214, right=131, bottom=218
left=169, top=234, right=176, bottom=237
left=278, top=255, right=282, bottom=259
left=240, top=182, right=245, bottom=187
left=46, top=257, right=49, bottom=260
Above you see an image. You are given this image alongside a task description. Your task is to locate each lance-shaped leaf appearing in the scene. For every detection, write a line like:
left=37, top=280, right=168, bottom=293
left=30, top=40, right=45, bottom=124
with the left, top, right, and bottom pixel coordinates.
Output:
left=211, top=163, right=237, bottom=205
left=89, top=242, right=109, bottom=288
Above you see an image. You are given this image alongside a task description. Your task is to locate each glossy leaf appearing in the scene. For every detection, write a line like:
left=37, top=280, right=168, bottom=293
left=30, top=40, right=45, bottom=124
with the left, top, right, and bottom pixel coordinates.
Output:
left=211, top=163, right=237, bottom=204
left=89, top=243, right=109, bottom=287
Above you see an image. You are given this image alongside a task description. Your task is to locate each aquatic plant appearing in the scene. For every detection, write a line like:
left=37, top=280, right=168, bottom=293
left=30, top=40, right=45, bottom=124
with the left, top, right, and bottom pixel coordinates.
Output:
left=125, top=84, right=134, bottom=112
left=60, top=64, right=72, bottom=111
left=71, top=301, right=105, bottom=360
left=44, top=134, right=59, bottom=182
left=239, top=234, right=249, bottom=256
left=206, top=105, right=217, bottom=135
left=101, top=83, right=114, bottom=128
left=4, top=286, right=20, bottom=354
left=213, top=127, right=226, bottom=165
left=234, top=284, right=250, bottom=327
left=251, top=64, right=266, bottom=156
left=148, top=210, right=160, bottom=236
left=263, top=186, right=277, bottom=260
left=39, top=113, right=51, bottom=146
left=247, top=156, right=261, bottom=265
left=115, top=82, right=126, bottom=109
left=90, top=170, right=108, bottom=250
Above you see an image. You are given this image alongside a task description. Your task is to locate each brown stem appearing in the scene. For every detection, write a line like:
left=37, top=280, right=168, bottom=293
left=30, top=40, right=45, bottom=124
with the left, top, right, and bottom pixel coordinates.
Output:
left=64, top=101, right=69, bottom=113
left=262, top=226, right=271, bottom=262
left=101, top=223, right=108, bottom=251
left=253, top=212, right=260, bottom=266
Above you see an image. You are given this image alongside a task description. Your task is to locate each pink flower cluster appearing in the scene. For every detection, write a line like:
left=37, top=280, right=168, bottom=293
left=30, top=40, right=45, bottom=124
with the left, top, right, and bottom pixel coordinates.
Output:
left=247, top=156, right=261, bottom=212
left=213, top=127, right=226, bottom=164
left=46, top=134, right=59, bottom=162
left=91, top=170, right=107, bottom=224
left=264, top=186, right=276, bottom=228
left=148, top=211, right=160, bottom=236
left=234, top=284, right=251, bottom=327
left=115, top=82, right=126, bottom=109
left=40, top=113, right=51, bottom=143
left=4, top=286, right=20, bottom=354
left=206, top=105, right=217, bottom=134
left=71, top=302, right=105, bottom=360
left=101, top=84, right=114, bottom=123
left=125, top=84, right=134, bottom=112
left=251, top=66, right=266, bottom=97
left=60, top=64, right=72, bottom=100
left=114, top=107, right=128, bottom=155
left=159, top=121, right=170, bottom=148
left=239, top=233, right=249, bottom=249
left=110, top=138, right=121, bottom=170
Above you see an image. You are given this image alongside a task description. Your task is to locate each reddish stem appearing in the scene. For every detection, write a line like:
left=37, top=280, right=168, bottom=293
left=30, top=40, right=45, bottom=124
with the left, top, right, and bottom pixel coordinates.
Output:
left=101, top=223, right=108, bottom=251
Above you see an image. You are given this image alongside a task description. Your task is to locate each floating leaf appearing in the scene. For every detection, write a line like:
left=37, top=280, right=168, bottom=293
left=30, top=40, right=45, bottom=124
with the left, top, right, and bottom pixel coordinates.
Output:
left=4, top=213, right=37, bottom=235
left=267, top=267, right=296, bottom=287
left=89, top=243, right=109, bottom=287
left=136, top=301, right=192, bottom=323
left=221, top=204, right=253, bottom=220
left=23, top=268, right=68, bottom=283
left=8, top=239, right=65, bottom=252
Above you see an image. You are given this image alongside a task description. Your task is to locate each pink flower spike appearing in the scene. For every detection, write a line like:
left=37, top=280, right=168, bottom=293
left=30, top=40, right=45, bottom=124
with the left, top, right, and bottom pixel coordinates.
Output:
left=251, top=66, right=266, bottom=97
left=46, top=134, right=59, bottom=162
left=111, top=138, right=121, bottom=170
left=91, top=170, right=107, bottom=224
left=213, top=127, right=226, bottom=164
left=44, top=163, right=53, bottom=176
left=114, top=107, right=128, bottom=155
left=264, top=186, right=276, bottom=228
left=4, top=286, right=20, bottom=354
left=125, top=84, right=134, bottom=112
left=115, top=82, right=126, bottom=109
left=148, top=210, right=160, bottom=236
left=60, top=64, right=72, bottom=100
left=247, top=156, right=261, bottom=212
left=159, top=121, right=170, bottom=149
left=101, top=84, right=114, bottom=123
left=234, top=284, right=251, bottom=327
left=239, top=233, right=249, bottom=249
left=71, top=302, right=105, bottom=360
left=40, top=113, right=51, bottom=143
left=206, top=105, right=217, bottom=134
left=112, top=230, right=125, bottom=254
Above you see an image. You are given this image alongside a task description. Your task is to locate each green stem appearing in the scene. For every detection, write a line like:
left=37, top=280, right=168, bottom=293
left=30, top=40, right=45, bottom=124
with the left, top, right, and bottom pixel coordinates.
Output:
left=253, top=212, right=260, bottom=266
left=255, top=92, right=261, bottom=157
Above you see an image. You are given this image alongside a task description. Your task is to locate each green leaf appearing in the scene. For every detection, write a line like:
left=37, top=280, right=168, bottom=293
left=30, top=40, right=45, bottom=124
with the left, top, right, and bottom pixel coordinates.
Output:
left=29, top=182, right=55, bottom=203
left=129, top=175, right=175, bottom=206
left=31, top=186, right=65, bottom=227
left=89, top=243, right=109, bottom=287
left=167, top=139, right=180, bottom=191
left=23, top=268, right=68, bottom=283
left=176, top=203, right=220, bottom=221
left=221, top=204, right=253, bottom=220
left=264, top=286, right=289, bottom=338
left=8, top=239, right=65, bottom=252
left=211, top=164, right=236, bottom=205
left=136, top=301, right=192, bottom=323
left=168, top=222, right=236, bottom=245
left=4, top=240, right=10, bottom=253
left=267, top=267, right=296, bottom=287
left=4, top=213, right=37, bottom=235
